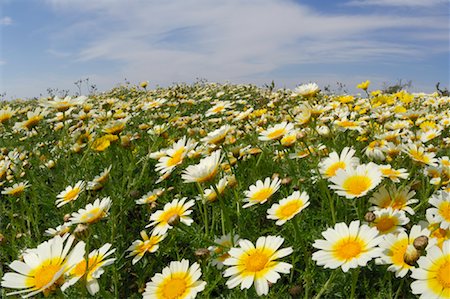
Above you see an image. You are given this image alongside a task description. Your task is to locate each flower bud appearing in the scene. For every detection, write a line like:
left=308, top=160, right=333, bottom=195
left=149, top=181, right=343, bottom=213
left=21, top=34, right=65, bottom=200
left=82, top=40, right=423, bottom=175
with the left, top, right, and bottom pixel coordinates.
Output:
left=168, top=214, right=180, bottom=226
left=413, top=236, right=429, bottom=251
left=74, top=224, right=89, bottom=239
left=404, top=244, right=421, bottom=266
left=364, top=211, right=376, bottom=223
left=194, top=248, right=210, bottom=260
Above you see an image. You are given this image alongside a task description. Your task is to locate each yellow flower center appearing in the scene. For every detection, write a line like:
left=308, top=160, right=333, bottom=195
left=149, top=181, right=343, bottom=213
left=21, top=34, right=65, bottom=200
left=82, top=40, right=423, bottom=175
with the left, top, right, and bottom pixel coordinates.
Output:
left=390, top=239, right=409, bottom=266
left=342, top=175, right=372, bottom=196
left=10, top=186, right=26, bottom=196
left=375, top=216, right=396, bottom=233
left=161, top=207, right=182, bottom=223
left=64, top=188, right=80, bottom=202
left=71, top=256, right=103, bottom=281
left=80, top=207, right=105, bottom=223
left=278, top=201, right=302, bottom=218
left=333, top=238, right=364, bottom=261
left=161, top=277, right=187, bottom=299
left=27, top=261, right=62, bottom=290
left=436, top=261, right=450, bottom=289
left=212, top=106, right=225, bottom=113
left=325, top=161, right=346, bottom=177
left=251, top=187, right=274, bottom=202
left=267, top=128, right=286, bottom=139
left=167, top=148, right=185, bottom=167
left=338, top=120, right=356, bottom=128
left=24, top=115, right=43, bottom=129
left=245, top=251, right=269, bottom=272
left=439, top=202, right=450, bottom=222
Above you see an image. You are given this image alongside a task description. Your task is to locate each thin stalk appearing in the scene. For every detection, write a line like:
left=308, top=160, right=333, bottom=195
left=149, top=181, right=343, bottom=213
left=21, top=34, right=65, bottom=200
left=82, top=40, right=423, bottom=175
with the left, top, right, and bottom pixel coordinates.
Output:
left=313, top=270, right=338, bottom=299
left=350, top=268, right=360, bottom=299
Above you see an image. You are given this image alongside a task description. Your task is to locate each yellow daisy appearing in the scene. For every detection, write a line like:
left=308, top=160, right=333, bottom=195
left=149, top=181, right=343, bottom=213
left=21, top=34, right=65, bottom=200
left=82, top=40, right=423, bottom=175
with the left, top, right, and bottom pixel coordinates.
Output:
left=410, top=240, right=450, bottom=298
left=1, top=234, right=85, bottom=298
left=146, top=197, right=195, bottom=235
left=371, top=207, right=410, bottom=235
left=68, top=197, right=111, bottom=225
left=329, top=163, right=382, bottom=199
left=62, top=243, right=116, bottom=295
left=312, top=220, right=383, bottom=272
left=266, top=191, right=310, bottom=225
left=1, top=181, right=30, bottom=196
left=55, top=180, right=85, bottom=207
left=427, top=191, right=450, bottom=230
left=223, top=235, right=293, bottom=296
left=318, top=147, right=360, bottom=178
left=181, top=150, right=222, bottom=184
left=126, top=231, right=165, bottom=264
left=243, top=177, right=281, bottom=208
left=208, top=233, right=240, bottom=269
left=258, top=122, right=294, bottom=141
left=143, top=259, right=206, bottom=299
left=376, top=225, right=433, bottom=278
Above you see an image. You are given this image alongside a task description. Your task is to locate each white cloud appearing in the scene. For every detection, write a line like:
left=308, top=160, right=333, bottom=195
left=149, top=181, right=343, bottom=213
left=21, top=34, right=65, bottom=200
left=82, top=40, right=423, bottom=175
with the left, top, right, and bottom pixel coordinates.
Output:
left=0, top=16, right=12, bottom=25
left=35, top=0, right=449, bottom=92
left=346, top=0, right=448, bottom=7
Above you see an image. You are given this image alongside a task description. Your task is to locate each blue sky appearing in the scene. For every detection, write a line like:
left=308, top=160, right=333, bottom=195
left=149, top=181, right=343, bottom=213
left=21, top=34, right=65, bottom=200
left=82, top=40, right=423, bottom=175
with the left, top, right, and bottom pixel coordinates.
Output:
left=0, top=0, right=449, bottom=99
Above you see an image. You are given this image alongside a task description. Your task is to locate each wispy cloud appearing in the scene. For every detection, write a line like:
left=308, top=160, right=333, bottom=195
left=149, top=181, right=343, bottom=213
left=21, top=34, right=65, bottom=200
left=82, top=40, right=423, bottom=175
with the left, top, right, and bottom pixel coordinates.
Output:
left=346, top=0, right=448, bottom=7
left=42, top=0, right=447, bottom=88
left=0, top=16, right=12, bottom=25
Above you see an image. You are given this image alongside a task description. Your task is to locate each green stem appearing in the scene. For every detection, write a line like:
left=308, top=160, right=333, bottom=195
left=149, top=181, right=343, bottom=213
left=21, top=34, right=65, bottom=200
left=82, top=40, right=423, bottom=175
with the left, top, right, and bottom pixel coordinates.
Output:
left=196, top=183, right=209, bottom=235
left=393, top=278, right=404, bottom=299
left=313, top=270, right=338, bottom=299
left=292, top=215, right=302, bottom=242
left=350, top=268, right=360, bottom=299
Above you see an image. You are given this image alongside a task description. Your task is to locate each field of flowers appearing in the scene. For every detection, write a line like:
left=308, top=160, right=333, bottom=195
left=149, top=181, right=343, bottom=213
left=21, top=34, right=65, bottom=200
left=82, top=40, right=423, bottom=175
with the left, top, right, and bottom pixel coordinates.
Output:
left=0, top=80, right=449, bottom=298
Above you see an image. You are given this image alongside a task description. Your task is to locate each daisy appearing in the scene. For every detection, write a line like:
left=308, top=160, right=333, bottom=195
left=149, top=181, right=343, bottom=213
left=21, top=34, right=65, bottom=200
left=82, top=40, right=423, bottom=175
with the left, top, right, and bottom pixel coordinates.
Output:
left=329, top=163, right=382, bottom=199
left=126, top=231, right=165, bottom=264
left=55, top=180, right=86, bottom=207
left=258, top=122, right=294, bottom=141
left=292, top=82, right=320, bottom=98
left=267, top=191, right=310, bottom=225
left=200, top=125, right=232, bottom=145
left=208, top=233, right=240, bottom=269
left=136, top=188, right=165, bottom=205
left=146, top=197, right=195, bottom=235
left=68, top=197, right=111, bottom=225
left=155, top=136, right=197, bottom=176
left=334, top=118, right=363, bottom=132
left=143, top=259, right=206, bottom=299
left=13, top=107, right=47, bottom=131
left=205, top=101, right=233, bottom=117
left=61, top=243, right=116, bottom=295
left=86, top=166, right=112, bottom=191
left=1, top=181, right=30, bottom=196
left=41, top=96, right=86, bottom=112
left=44, top=224, right=71, bottom=237
left=243, top=177, right=281, bottom=208
left=427, top=191, right=450, bottom=230
left=312, top=220, right=383, bottom=272
left=0, top=106, right=14, bottom=123
left=197, top=177, right=228, bottom=203
left=378, top=164, right=409, bottom=182
left=181, top=150, right=222, bottom=183
left=403, top=143, right=438, bottom=167
left=223, top=235, right=293, bottom=296
left=369, top=185, right=418, bottom=215
left=376, top=225, right=433, bottom=278
left=371, top=207, right=410, bottom=235
left=318, top=147, right=360, bottom=178
left=1, top=234, right=85, bottom=298
left=410, top=240, right=450, bottom=298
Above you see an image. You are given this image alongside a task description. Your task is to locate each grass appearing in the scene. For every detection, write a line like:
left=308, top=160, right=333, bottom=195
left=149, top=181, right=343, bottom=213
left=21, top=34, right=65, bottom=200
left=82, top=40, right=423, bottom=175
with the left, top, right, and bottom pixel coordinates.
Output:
left=0, top=81, right=449, bottom=298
